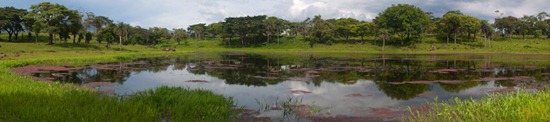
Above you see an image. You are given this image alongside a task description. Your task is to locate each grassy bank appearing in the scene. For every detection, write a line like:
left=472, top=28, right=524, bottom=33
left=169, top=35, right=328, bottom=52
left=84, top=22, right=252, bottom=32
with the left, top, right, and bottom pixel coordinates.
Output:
left=3, top=34, right=550, bottom=61
left=0, top=52, right=235, bottom=121
left=408, top=89, right=550, bottom=122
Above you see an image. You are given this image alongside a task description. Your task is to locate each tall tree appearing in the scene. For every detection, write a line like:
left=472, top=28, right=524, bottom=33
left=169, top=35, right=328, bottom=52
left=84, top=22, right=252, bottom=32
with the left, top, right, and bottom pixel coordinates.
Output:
left=480, top=20, right=493, bottom=47
left=85, top=12, right=112, bottom=34
left=463, top=15, right=480, bottom=42
left=374, top=4, right=429, bottom=45
left=25, top=2, right=73, bottom=44
left=0, top=7, right=27, bottom=42
left=114, top=22, right=129, bottom=50
left=172, top=28, right=188, bottom=45
left=494, top=16, right=522, bottom=38
left=353, top=21, right=374, bottom=43
left=436, top=11, right=464, bottom=44
left=335, top=18, right=359, bottom=43
left=378, top=28, right=390, bottom=52
left=206, top=22, right=223, bottom=39
left=307, top=15, right=334, bottom=48
left=66, top=10, right=83, bottom=44
left=188, top=23, right=206, bottom=40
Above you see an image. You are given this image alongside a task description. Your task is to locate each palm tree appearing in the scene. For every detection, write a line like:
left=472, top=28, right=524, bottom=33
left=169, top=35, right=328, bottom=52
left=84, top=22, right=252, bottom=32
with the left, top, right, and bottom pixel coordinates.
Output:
left=114, top=22, right=129, bottom=51
left=480, top=20, right=492, bottom=48
left=378, top=28, right=390, bottom=52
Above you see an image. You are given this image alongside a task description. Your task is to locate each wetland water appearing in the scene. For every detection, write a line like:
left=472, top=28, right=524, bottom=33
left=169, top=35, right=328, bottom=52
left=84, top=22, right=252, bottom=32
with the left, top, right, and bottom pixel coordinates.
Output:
left=13, top=53, right=550, bottom=121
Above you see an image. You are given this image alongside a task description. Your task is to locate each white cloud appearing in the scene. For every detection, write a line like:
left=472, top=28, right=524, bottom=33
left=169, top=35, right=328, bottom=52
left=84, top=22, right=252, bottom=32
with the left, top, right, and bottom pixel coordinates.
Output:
left=2, top=0, right=549, bottom=29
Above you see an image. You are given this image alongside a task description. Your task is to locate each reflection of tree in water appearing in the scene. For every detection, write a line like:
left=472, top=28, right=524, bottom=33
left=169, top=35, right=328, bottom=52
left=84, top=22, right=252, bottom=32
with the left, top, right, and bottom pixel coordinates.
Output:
left=52, top=53, right=550, bottom=99
left=376, top=82, right=431, bottom=100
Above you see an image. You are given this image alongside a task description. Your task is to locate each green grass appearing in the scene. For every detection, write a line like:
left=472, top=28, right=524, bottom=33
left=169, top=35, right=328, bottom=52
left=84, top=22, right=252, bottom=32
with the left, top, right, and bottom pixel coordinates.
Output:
left=130, top=86, right=235, bottom=121
left=0, top=51, right=236, bottom=121
left=3, top=33, right=550, bottom=121
left=407, top=89, right=550, bottom=122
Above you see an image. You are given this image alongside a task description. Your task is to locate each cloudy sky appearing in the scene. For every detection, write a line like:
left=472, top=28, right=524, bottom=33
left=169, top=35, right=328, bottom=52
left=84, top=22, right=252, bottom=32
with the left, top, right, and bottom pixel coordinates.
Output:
left=2, top=0, right=549, bottom=29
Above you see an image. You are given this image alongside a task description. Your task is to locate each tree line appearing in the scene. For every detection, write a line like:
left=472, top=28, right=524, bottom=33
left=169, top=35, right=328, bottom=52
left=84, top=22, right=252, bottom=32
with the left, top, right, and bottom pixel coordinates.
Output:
left=0, top=2, right=177, bottom=50
left=2, top=2, right=550, bottom=49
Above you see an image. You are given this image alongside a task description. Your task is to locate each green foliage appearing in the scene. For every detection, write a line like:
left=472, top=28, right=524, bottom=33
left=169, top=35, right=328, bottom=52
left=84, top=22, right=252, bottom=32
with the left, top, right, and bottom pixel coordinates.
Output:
left=375, top=4, right=429, bottom=45
left=334, top=18, right=359, bottom=42
left=188, top=23, right=207, bottom=40
left=307, top=15, right=335, bottom=47
left=172, top=28, right=188, bottom=45
left=0, top=7, right=27, bottom=42
left=25, top=2, right=74, bottom=44
left=534, top=29, right=543, bottom=38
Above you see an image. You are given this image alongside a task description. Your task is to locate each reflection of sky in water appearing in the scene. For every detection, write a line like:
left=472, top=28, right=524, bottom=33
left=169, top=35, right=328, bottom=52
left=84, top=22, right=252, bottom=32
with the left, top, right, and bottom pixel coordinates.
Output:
left=102, top=65, right=510, bottom=119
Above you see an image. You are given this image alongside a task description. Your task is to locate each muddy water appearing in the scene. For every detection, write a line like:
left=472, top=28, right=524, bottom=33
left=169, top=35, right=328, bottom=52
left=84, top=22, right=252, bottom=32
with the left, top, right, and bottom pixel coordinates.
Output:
left=13, top=53, right=550, bottom=121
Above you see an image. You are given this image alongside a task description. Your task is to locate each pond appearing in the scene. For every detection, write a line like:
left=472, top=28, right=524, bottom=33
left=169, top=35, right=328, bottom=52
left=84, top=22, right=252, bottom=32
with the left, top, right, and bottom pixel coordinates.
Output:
left=12, top=52, right=550, bottom=121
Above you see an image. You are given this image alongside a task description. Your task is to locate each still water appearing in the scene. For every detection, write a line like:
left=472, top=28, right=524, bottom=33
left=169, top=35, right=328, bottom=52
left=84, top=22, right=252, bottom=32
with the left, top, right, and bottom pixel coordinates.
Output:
left=17, top=53, right=550, bottom=121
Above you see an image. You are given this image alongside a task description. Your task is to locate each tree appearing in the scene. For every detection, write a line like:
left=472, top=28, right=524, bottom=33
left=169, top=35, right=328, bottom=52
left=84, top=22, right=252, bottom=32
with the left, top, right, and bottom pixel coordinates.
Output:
left=374, top=4, right=429, bottom=45
left=307, top=15, right=334, bottom=48
left=0, top=7, right=27, bottom=42
left=353, top=21, right=374, bottom=43
left=436, top=11, right=464, bottom=44
left=494, top=16, right=522, bottom=38
left=519, top=15, right=538, bottom=39
left=188, top=23, right=206, bottom=40
left=25, top=2, right=73, bottom=44
left=85, top=12, right=112, bottom=34
left=378, top=28, right=390, bottom=52
left=480, top=20, right=493, bottom=47
left=97, top=23, right=116, bottom=48
left=172, top=28, right=188, bottom=45
left=265, top=16, right=288, bottom=45
left=65, top=10, right=83, bottom=44
left=85, top=32, right=93, bottom=43
left=206, top=22, right=223, bottom=39
left=114, top=22, right=129, bottom=50
left=335, top=18, right=359, bottom=43
left=462, top=15, right=480, bottom=42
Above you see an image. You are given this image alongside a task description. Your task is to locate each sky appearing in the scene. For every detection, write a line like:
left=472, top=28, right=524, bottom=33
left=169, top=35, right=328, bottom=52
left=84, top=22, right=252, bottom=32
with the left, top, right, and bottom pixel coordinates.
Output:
left=2, top=0, right=549, bottom=29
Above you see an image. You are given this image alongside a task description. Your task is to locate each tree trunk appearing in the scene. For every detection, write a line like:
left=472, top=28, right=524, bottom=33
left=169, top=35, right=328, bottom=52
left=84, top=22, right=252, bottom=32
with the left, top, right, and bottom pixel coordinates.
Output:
left=119, top=36, right=122, bottom=51
left=8, top=33, right=13, bottom=42
left=473, top=31, right=477, bottom=42
left=35, top=33, right=38, bottom=43
left=277, top=35, right=281, bottom=45
left=73, top=34, right=77, bottom=44
left=361, top=32, right=365, bottom=43
left=454, top=31, right=457, bottom=44
left=467, top=31, right=471, bottom=42
left=28, top=32, right=32, bottom=40
left=48, top=33, right=54, bottom=45
left=241, top=37, right=244, bottom=47
left=382, top=37, right=386, bottom=52
left=447, top=29, right=451, bottom=44
left=15, top=31, right=19, bottom=41
left=267, top=34, right=270, bottom=43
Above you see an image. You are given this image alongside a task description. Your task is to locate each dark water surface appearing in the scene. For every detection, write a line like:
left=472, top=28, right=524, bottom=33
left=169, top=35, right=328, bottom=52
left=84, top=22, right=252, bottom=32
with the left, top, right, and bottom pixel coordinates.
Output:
left=18, top=53, right=550, bottom=121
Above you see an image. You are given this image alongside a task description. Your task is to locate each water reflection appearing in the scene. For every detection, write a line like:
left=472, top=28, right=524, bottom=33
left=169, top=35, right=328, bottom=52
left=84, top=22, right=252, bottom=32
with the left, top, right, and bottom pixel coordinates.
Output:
left=15, top=53, right=550, bottom=121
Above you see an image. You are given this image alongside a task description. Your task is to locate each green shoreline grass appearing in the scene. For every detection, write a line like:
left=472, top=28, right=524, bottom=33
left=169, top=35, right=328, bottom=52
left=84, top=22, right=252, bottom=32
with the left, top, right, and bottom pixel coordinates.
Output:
left=407, top=89, right=550, bottom=122
left=0, top=51, right=236, bottom=121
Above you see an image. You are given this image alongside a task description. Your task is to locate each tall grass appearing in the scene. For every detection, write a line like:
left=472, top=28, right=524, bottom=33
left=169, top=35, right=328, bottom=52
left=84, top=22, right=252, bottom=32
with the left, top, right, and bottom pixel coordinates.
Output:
left=129, top=86, right=235, bottom=121
left=407, top=89, right=550, bottom=122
